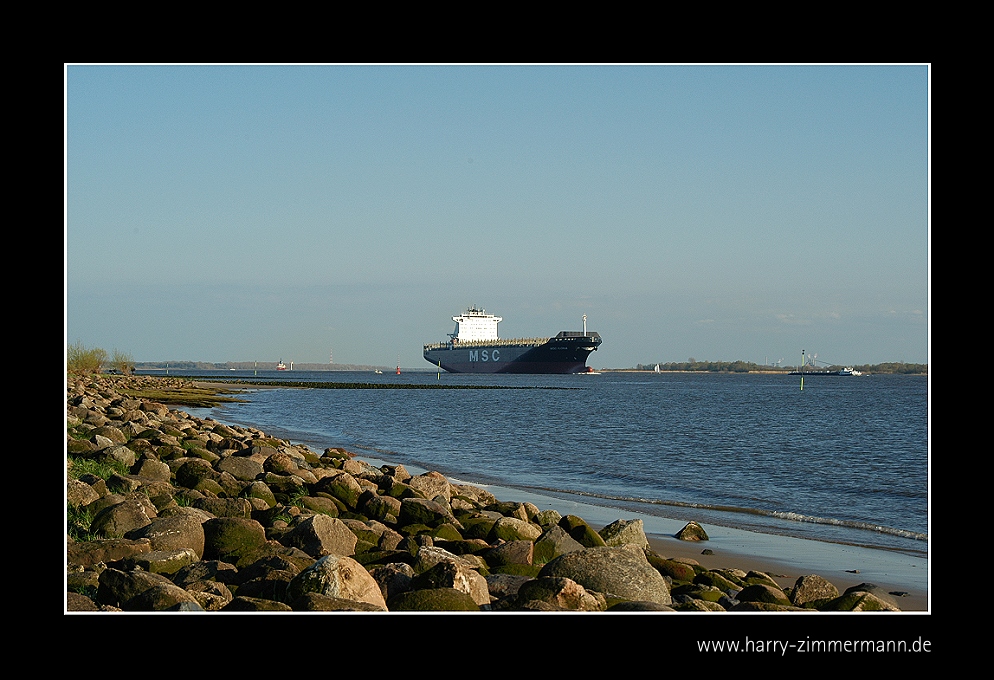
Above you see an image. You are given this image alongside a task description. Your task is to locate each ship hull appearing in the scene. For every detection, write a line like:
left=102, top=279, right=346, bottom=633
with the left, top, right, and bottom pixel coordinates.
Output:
left=424, top=334, right=601, bottom=374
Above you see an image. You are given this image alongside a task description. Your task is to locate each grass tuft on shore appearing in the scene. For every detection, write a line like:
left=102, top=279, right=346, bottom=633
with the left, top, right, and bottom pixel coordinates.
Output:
left=68, top=455, right=129, bottom=482
left=67, top=503, right=97, bottom=543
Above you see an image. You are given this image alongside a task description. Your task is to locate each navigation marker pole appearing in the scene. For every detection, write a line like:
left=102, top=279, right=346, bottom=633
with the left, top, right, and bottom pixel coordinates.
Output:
left=438, top=360, right=441, bottom=381
left=800, top=350, right=805, bottom=391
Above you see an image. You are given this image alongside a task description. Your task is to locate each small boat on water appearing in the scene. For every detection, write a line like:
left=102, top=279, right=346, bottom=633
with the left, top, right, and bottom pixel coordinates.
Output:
left=276, top=360, right=288, bottom=371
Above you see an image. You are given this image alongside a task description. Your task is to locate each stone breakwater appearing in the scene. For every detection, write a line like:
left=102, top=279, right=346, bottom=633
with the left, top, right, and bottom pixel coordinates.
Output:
left=66, top=374, right=905, bottom=612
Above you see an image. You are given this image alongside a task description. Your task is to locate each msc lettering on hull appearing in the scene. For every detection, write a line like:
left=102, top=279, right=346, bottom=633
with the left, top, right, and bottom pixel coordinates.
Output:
left=468, top=349, right=501, bottom=362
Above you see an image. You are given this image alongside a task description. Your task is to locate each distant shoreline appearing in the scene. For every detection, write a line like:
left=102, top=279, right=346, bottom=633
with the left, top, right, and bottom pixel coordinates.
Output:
left=134, top=366, right=928, bottom=377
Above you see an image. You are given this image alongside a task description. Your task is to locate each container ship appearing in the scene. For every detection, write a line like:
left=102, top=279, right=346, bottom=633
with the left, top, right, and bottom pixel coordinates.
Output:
left=423, top=307, right=602, bottom=374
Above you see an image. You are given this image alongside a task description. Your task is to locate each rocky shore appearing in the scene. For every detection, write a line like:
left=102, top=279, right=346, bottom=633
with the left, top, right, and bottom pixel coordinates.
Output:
left=66, top=374, right=909, bottom=612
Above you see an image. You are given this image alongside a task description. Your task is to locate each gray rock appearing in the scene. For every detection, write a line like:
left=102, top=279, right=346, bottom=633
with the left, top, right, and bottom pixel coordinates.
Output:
left=67, top=478, right=101, bottom=508
left=484, top=540, right=534, bottom=568
left=790, top=574, right=840, bottom=607
left=96, top=444, right=136, bottom=469
left=217, top=455, right=265, bottom=481
left=539, top=546, right=671, bottom=605
left=125, top=513, right=206, bottom=558
left=533, top=525, right=585, bottom=564
left=90, top=493, right=157, bottom=538
left=280, top=514, right=358, bottom=557
left=122, top=548, right=200, bottom=575
left=408, top=471, right=451, bottom=503
left=599, top=518, right=649, bottom=549
left=132, top=457, right=171, bottom=482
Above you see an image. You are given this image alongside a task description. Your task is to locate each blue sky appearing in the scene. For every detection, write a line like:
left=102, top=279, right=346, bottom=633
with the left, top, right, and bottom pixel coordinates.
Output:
left=65, top=64, right=929, bottom=368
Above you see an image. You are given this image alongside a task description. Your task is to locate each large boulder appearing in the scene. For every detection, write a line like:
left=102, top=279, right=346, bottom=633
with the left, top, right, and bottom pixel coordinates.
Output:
left=217, top=455, right=265, bottom=481
left=202, top=517, right=268, bottom=563
left=599, top=518, right=649, bottom=549
left=408, top=471, right=451, bottom=503
left=124, top=514, right=205, bottom=558
left=790, top=574, right=840, bottom=608
left=67, top=479, right=101, bottom=508
left=125, top=583, right=202, bottom=611
left=286, top=554, right=387, bottom=610
left=821, top=583, right=902, bottom=611
left=67, top=538, right=152, bottom=569
left=96, top=567, right=176, bottom=609
left=412, top=561, right=490, bottom=606
left=735, top=583, right=791, bottom=607
left=387, top=587, right=480, bottom=612
left=368, top=563, right=415, bottom=602
left=484, top=540, right=534, bottom=569
left=559, top=515, right=606, bottom=547
left=318, top=472, right=364, bottom=510
left=539, top=547, right=671, bottom=605
left=488, top=516, right=542, bottom=542
left=515, top=576, right=605, bottom=611
left=533, top=525, right=585, bottom=564
left=90, top=493, right=157, bottom=538
left=280, top=514, right=358, bottom=557
left=399, top=497, right=455, bottom=528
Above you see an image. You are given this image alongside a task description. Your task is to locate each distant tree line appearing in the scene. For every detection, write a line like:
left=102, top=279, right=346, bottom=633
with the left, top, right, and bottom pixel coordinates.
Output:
left=636, top=360, right=759, bottom=373
left=132, top=361, right=390, bottom=372
left=634, top=360, right=927, bottom=375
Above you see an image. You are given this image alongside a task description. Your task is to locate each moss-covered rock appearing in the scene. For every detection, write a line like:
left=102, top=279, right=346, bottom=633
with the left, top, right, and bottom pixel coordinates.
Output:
left=671, top=583, right=725, bottom=602
left=694, top=569, right=745, bottom=591
left=647, top=555, right=700, bottom=583
left=675, top=521, right=709, bottom=541
left=558, top=515, right=606, bottom=547
left=202, top=517, right=268, bottom=563
left=736, top=583, right=791, bottom=607
left=387, top=587, right=481, bottom=611
left=431, top=523, right=464, bottom=542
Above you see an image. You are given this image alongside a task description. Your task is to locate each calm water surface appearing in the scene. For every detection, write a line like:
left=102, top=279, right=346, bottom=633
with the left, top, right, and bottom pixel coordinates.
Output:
left=184, top=370, right=928, bottom=558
